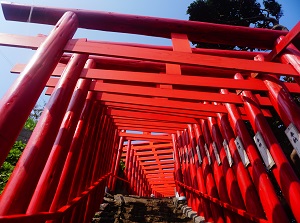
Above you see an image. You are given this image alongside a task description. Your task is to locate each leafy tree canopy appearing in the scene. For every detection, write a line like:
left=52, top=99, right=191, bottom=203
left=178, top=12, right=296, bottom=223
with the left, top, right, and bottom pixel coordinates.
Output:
left=187, top=0, right=283, bottom=49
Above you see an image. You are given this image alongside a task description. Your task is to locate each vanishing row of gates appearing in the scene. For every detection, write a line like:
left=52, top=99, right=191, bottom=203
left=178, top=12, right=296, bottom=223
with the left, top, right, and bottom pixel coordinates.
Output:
left=0, top=2, right=300, bottom=223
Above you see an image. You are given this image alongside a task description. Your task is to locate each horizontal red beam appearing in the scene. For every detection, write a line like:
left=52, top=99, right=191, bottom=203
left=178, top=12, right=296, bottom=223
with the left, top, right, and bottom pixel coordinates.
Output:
left=142, top=160, right=174, bottom=166
left=16, top=61, right=300, bottom=94
left=138, top=151, right=173, bottom=157
left=118, top=126, right=175, bottom=134
left=91, top=82, right=246, bottom=104
left=109, top=108, right=197, bottom=124
left=126, top=143, right=172, bottom=151
left=119, top=132, right=172, bottom=143
left=66, top=41, right=298, bottom=76
left=3, top=34, right=296, bottom=76
left=2, top=2, right=296, bottom=49
left=45, top=87, right=272, bottom=118
left=102, top=93, right=228, bottom=114
left=138, top=155, right=173, bottom=161
left=148, top=178, right=174, bottom=182
left=144, top=169, right=174, bottom=174
left=107, top=102, right=219, bottom=118
left=115, top=119, right=188, bottom=129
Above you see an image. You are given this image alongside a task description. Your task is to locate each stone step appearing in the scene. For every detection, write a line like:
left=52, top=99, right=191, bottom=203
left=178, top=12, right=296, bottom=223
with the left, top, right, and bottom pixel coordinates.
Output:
left=93, top=194, right=194, bottom=223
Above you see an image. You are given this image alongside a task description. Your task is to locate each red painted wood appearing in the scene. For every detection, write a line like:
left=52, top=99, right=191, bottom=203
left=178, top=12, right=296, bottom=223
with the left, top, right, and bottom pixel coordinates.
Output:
left=183, top=129, right=204, bottom=216
left=101, top=93, right=228, bottom=113
left=216, top=110, right=268, bottom=220
left=64, top=40, right=298, bottom=76
left=3, top=2, right=297, bottom=49
left=266, top=21, right=300, bottom=61
left=188, top=125, right=213, bottom=222
left=111, top=136, right=125, bottom=191
left=105, top=102, right=221, bottom=117
left=235, top=73, right=300, bottom=222
left=201, top=119, right=235, bottom=223
left=0, top=11, right=78, bottom=168
left=109, top=109, right=197, bottom=124
left=27, top=77, right=91, bottom=214
left=0, top=52, right=87, bottom=216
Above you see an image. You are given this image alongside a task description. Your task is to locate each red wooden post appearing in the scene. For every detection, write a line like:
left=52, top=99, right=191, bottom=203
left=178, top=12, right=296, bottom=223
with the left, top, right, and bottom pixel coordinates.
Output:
left=256, top=53, right=300, bottom=168
left=235, top=73, right=300, bottom=222
left=182, top=129, right=200, bottom=212
left=63, top=103, right=102, bottom=223
left=207, top=116, right=247, bottom=212
left=91, top=115, right=109, bottom=184
left=274, top=35, right=300, bottom=75
left=188, top=124, right=212, bottom=221
left=0, top=52, right=87, bottom=216
left=220, top=88, right=288, bottom=222
left=124, top=140, right=132, bottom=193
left=202, top=119, right=233, bottom=223
left=215, top=109, right=266, bottom=219
left=171, top=134, right=186, bottom=199
left=0, top=11, right=78, bottom=168
left=137, top=166, right=142, bottom=196
left=108, top=133, right=120, bottom=190
left=27, top=76, right=91, bottom=214
left=111, top=134, right=125, bottom=192
left=177, top=131, right=191, bottom=206
left=84, top=119, right=114, bottom=223
left=127, top=146, right=135, bottom=194
left=134, top=159, right=140, bottom=195
left=50, top=91, right=95, bottom=213
left=124, top=140, right=132, bottom=176
left=68, top=105, right=104, bottom=223
left=131, top=154, right=137, bottom=194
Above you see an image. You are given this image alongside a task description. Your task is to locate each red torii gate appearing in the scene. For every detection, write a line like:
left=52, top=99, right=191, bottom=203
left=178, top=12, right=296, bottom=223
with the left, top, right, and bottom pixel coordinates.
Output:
left=0, top=2, right=300, bottom=223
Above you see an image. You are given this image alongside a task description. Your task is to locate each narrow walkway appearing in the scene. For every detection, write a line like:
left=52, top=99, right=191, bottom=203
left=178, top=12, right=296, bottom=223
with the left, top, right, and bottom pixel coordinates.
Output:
left=93, top=194, right=193, bottom=223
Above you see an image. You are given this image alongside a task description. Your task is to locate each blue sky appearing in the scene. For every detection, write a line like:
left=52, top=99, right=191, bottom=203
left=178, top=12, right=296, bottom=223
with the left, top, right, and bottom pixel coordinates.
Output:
left=0, top=0, right=299, bottom=105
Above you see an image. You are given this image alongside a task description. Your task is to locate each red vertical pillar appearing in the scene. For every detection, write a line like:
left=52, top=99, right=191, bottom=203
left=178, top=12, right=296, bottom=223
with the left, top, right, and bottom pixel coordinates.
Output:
left=177, top=131, right=191, bottom=206
left=207, top=116, right=247, bottom=215
left=221, top=88, right=288, bottom=223
left=202, top=119, right=233, bottom=222
left=111, top=135, right=125, bottom=192
left=70, top=104, right=105, bottom=223
left=216, top=109, right=268, bottom=219
left=193, top=124, right=224, bottom=223
left=172, top=134, right=186, bottom=199
left=124, top=140, right=132, bottom=177
left=64, top=101, right=99, bottom=206
left=257, top=53, right=300, bottom=168
left=134, top=159, right=140, bottom=195
left=188, top=125, right=212, bottom=221
left=127, top=147, right=135, bottom=194
left=108, top=132, right=120, bottom=190
left=61, top=103, right=101, bottom=223
left=0, top=53, right=87, bottom=215
left=50, top=91, right=95, bottom=213
left=27, top=76, right=91, bottom=214
left=0, top=11, right=78, bottom=167
left=131, top=154, right=137, bottom=194
left=124, top=140, right=132, bottom=193
left=137, top=166, right=142, bottom=196
left=182, top=129, right=200, bottom=212
left=235, top=73, right=300, bottom=222
left=84, top=120, right=115, bottom=223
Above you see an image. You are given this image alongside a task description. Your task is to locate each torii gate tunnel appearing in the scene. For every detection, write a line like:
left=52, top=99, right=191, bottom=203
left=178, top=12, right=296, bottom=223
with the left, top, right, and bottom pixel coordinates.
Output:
left=0, top=2, right=300, bottom=223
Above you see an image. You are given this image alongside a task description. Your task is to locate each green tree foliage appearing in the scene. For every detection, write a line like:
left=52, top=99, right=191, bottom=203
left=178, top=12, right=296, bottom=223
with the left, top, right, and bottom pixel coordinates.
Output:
left=24, top=117, right=37, bottom=130
left=0, top=141, right=26, bottom=193
left=0, top=103, right=43, bottom=193
left=187, top=0, right=283, bottom=49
